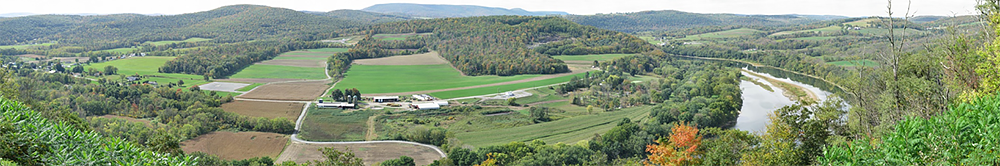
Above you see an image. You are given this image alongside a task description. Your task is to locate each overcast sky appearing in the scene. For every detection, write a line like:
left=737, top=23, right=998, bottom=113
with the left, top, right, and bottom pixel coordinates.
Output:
left=0, top=0, right=979, bottom=17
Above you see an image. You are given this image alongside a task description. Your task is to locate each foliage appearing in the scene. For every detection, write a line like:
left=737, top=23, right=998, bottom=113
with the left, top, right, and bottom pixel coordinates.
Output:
left=819, top=93, right=1000, bottom=165
left=564, top=10, right=818, bottom=33
left=0, top=68, right=16, bottom=99
left=309, top=147, right=364, bottom=166
left=159, top=40, right=339, bottom=78
left=644, top=122, right=702, bottom=166
left=0, top=98, right=195, bottom=165
left=379, top=156, right=415, bottom=166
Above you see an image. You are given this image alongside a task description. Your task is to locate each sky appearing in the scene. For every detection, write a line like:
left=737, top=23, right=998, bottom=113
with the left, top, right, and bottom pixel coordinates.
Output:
left=0, top=0, right=979, bottom=17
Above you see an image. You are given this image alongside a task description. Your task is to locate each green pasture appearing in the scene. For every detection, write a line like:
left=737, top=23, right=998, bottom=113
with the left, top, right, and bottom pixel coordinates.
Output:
left=305, top=48, right=350, bottom=53
left=299, top=105, right=374, bottom=141
left=0, top=42, right=56, bottom=49
left=679, top=28, right=762, bottom=40
left=429, top=72, right=588, bottom=99
left=771, top=26, right=842, bottom=36
left=334, top=64, right=541, bottom=94
left=229, top=64, right=327, bottom=80
left=455, top=105, right=652, bottom=148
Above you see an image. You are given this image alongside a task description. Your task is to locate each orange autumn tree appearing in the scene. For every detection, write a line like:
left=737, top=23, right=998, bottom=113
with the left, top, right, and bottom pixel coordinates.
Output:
left=645, top=122, right=702, bottom=166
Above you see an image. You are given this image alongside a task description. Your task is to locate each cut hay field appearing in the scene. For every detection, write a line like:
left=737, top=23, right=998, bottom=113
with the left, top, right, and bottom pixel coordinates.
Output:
left=221, top=101, right=303, bottom=121
left=679, top=28, right=762, bottom=40
left=827, top=59, right=878, bottom=67
left=239, top=80, right=331, bottom=101
left=99, top=47, right=139, bottom=54
left=334, top=64, right=540, bottom=94
left=230, top=64, right=326, bottom=80
left=429, top=72, right=588, bottom=99
left=180, top=131, right=288, bottom=160
left=455, top=105, right=652, bottom=148
left=298, top=105, right=375, bottom=142
left=144, top=38, right=212, bottom=46
left=553, top=54, right=636, bottom=63
left=277, top=142, right=442, bottom=165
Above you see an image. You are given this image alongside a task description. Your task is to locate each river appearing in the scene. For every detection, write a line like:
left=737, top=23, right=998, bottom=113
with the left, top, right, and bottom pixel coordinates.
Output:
left=679, top=56, right=845, bottom=133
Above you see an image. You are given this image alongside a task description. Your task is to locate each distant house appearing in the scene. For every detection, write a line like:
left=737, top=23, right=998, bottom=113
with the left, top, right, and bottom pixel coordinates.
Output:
left=126, top=76, right=139, bottom=81
left=373, top=96, right=399, bottom=103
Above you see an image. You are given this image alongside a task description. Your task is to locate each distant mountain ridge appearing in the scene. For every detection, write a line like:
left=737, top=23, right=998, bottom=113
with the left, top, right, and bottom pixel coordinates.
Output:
left=362, top=3, right=568, bottom=18
left=564, top=10, right=830, bottom=32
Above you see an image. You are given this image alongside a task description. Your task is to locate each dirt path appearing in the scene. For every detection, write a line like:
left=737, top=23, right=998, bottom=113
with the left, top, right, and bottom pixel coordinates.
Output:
left=365, top=115, right=378, bottom=141
left=364, top=65, right=593, bottom=96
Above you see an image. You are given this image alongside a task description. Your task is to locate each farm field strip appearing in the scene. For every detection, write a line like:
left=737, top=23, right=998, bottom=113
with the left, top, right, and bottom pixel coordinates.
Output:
left=455, top=106, right=652, bottom=147
left=429, top=72, right=588, bottom=99
left=180, top=131, right=288, bottom=160
left=230, top=64, right=327, bottom=80
left=144, top=38, right=212, bottom=46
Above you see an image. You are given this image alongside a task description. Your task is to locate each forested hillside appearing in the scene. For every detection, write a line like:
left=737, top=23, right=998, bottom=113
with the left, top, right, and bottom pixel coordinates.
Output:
left=0, top=5, right=365, bottom=51
left=564, top=10, right=822, bottom=32
left=362, top=3, right=568, bottom=18
left=328, top=16, right=655, bottom=76
left=313, top=9, right=412, bottom=24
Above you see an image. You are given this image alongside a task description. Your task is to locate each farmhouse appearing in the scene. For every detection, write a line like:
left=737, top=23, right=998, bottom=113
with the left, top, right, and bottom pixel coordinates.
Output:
left=410, top=103, right=440, bottom=110
left=317, top=102, right=355, bottom=109
left=373, top=96, right=399, bottom=103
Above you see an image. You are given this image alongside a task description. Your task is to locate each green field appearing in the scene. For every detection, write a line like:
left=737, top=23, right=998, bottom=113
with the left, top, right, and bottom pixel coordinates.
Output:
left=144, top=38, right=212, bottom=46
left=552, top=54, right=636, bottom=62
left=229, top=64, right=327, bottom=80
left=334, top=64, right=541, bottom=94
left=827, top=59, right=878, bottom=67
left=771, top=26, right=842, bottom=36
left=0, top=42, right=56, bottom=49
left=236, top=83, right=264, bottom=91
left=788, top=36, right=837, bottom=41
left=373, top=33, right=431, bottom=41
left=305, top=48, right=350, bottom=52
left=639, top=36, right=664, bottom=45
left=83, top=56, right=209, bottom=87
left=679, top=28, right=762, bottom=40
left=844, top=18, right=879, bottom=27
left=455, top=105, right=652, bottom=148
left=429, top=72, right=588, bottom=99
left=299, top=105, right=375, bottom=141
left=99, top=47, right=139, bottom=54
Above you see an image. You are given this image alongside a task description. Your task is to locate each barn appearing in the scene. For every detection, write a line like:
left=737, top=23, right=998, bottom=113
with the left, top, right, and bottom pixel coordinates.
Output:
left=373, top=96, right=399, bottom=103
left=317, top=102, right=355, bottom=109
left=410, top=103, right=440, bottom=110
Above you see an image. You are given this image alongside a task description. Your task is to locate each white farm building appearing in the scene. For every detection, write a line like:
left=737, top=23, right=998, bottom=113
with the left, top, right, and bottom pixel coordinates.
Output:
left=411, top=103, right=440, bottom=110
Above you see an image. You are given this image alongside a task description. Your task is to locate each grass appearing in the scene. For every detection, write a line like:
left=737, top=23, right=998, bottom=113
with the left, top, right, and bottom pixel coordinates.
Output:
left=789, top=36, right=837, bottom=41
left=639, top=36, right=664, bottom=45
left=373, top=33, right=431, bottom=41
left=742, top=76, right=774, bottom=92
left=273, top=56, right=328, bottom=60
left=679, top=28, right=762, bottom=40
left=306, top=48, right=350, bottom=53
left=552, top=54, right=636, bottom=62
left=827, top=59, right=878, bottom=67
left=429, top=72, right=588, bottom=99
left=771, top=26, right=842, bottom=36
left=0, top=42, right=56, bottom=49
left=204, top=91, right=242, bottom=97
left=84, top=56, right=204, bottom=80
left=236, top=83, right=264, bottom=91
left=334, top=64, right=541, bottom=94
left=844, top=18, right=879, bottom=27
left=98, top=47, right=139, bottom=54
left=455, top=105, right=652, bottom=148
left=299, top=105, right=375, bottom=142
left=229, top=64, right=327, bottom=80
left=144, top=38, right=212, bottom=46
left=514, top=88, right=567, bottom=105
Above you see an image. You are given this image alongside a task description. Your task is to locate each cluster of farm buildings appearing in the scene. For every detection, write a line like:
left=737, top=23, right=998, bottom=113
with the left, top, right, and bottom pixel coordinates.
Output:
left=317, top=94, right=448, bottom=110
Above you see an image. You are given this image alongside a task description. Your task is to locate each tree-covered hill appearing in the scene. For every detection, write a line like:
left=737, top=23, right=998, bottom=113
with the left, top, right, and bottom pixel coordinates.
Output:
left=0, top=5, right=369, bottom=50
left=563, top=10, right=824, bottom=33
left=361, top=3, right=568, bottom=18
left=314, top=9, right=412, bottom=24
